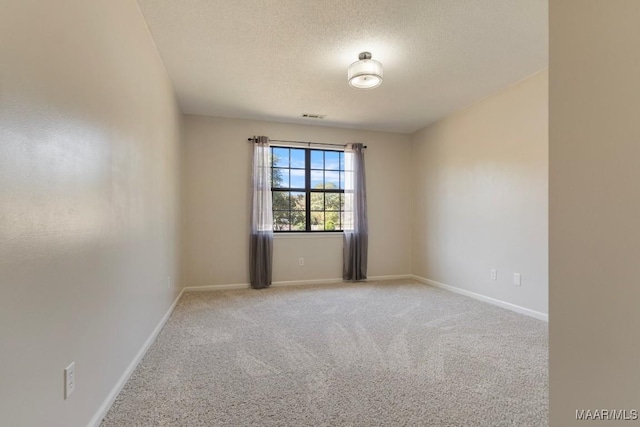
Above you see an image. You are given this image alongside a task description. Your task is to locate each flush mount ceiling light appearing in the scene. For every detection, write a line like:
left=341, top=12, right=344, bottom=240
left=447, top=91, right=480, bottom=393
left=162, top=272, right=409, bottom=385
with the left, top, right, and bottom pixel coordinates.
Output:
left=348, top=52, right=383, bottom=89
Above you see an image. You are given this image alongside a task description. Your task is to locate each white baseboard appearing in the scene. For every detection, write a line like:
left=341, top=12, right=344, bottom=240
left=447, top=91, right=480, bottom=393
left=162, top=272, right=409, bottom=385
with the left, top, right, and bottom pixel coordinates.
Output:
left=182, top=280, right=342, bottom=292
left=183, top=283, right=249, bottom=292
left=411, top=275, right=548, bottom=322
left=272, top=278, right=343, bottom=287
left=274, top=275, right=412, bottom=287
left=87, top=288, right=185, bottom=427
left=183, top=274, right=414, bottom=292
left=366, top=274, right=414, bottom=282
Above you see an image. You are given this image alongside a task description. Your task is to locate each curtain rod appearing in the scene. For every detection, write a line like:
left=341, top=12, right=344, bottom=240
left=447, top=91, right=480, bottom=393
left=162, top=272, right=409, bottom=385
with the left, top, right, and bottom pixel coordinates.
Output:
left=247, top=137, right=367, bottom=149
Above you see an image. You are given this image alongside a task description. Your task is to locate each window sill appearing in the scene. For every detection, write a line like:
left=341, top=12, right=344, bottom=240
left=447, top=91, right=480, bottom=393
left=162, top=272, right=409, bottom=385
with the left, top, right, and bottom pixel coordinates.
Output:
left=274, top=232, right=344, bottom=239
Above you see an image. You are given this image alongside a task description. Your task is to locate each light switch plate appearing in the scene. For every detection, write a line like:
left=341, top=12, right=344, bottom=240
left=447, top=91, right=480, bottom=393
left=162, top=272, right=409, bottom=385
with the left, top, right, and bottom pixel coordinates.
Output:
left=514, top=273, right=522, bottom=286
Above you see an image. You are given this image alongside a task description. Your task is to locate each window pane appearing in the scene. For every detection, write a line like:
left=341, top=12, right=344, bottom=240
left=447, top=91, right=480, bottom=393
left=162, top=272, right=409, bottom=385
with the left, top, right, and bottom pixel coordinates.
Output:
left=325, top=193, right=340, bottom=211
left=339, top=152, right=344, bottom=170
left=273, top=168, right=289, bottom=188
left=290, top=210, right=306, bottom=230
left=290, top=149, right=305, bottom=168
left=339, top=171, right=345, bottom=189
left=310, top=212, right=324, bottom=231
left=325, top=171, right=339, bottom=189
left=311, top=170, right=323, bottom=188
left=325, top=211, right=340, bottom=230
left=310, top=150, right=323, bottom=169
left=272, top=148, right=289, bottom=168
left=290, top=192, right=305, bottom=210
left=272, top=191, right=290, bottom=211
left=290, top=169, right=305, bottom=188
left=325, top=151, right=340, bottom=170
left=310, top=193, right=324, bottom=210
left=274, top=211, right=290, bottom=231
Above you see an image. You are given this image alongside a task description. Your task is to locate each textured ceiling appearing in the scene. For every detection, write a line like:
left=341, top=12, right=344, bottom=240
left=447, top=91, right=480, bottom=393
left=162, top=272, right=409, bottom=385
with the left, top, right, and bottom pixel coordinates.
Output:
left=136, top=0, right=548, bottom=133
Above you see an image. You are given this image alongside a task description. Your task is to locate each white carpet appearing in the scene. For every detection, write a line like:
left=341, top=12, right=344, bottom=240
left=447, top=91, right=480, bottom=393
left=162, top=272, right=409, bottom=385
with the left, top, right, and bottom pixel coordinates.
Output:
left=102, top=279, right=548, bottom=426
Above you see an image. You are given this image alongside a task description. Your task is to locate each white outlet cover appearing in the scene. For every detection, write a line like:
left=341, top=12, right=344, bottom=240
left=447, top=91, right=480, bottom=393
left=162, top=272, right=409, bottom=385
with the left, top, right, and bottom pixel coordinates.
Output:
left=490, top=269, right=497, bottom=280
left=64, top=362, right=75, bottom=399
left=514, top=273, right=522, bottom=286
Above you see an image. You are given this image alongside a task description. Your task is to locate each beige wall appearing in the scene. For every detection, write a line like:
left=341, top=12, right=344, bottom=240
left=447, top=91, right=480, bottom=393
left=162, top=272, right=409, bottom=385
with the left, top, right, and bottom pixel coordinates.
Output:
left=0, top=1, right=181, bottom=426
left=410, top=70, right=548, bottom=315
left=550, top=2, right=640, bottom=425
left=181, top=115, right=411, bottom=286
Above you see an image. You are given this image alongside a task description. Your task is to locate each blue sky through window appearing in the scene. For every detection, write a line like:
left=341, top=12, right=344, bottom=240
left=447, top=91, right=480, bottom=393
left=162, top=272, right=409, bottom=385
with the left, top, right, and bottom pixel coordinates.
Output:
left=325, top=171, right=339, bottom=188
left=290, top=169, right=305, bottom=188
left=310, top=150, right=323, bottom=169
left=325, top=151, right=340, bottom=170
left=290, top=149, right=305, bottom=168
left=311, top=170, right=323, bottom=188
left=272, top=147, right=289, bottom=167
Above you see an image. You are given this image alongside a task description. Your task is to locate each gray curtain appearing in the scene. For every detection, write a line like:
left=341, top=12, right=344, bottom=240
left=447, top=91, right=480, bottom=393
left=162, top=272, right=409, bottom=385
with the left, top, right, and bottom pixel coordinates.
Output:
left=343, top=143, right=368, bottom=281
left=250, top=136, right=273, bottom=289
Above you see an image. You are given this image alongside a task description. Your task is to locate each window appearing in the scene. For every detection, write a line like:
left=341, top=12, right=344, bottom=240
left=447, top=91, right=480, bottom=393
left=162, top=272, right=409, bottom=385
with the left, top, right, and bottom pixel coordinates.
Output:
left=271, top=146, right=347, bottom=232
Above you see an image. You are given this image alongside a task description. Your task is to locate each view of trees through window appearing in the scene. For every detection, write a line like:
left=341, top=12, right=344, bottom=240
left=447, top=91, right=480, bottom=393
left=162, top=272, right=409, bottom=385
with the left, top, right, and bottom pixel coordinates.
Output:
left=271, top=146, right=347, bottom=231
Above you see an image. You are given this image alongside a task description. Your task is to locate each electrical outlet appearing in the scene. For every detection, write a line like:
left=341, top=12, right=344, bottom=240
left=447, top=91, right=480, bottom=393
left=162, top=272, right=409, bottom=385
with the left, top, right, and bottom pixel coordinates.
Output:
left=64, top=362, right=75, bottom=399
left=298, top=258, right=304, bottom=266
left=490, top=269, right=497, bottom=280
left=514, top=273, right=522, bottom=286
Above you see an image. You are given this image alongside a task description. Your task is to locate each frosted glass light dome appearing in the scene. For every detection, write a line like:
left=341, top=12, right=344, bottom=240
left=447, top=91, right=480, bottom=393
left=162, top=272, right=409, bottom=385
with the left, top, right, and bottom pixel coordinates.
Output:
left=348, top=52, right=383, bottom=89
